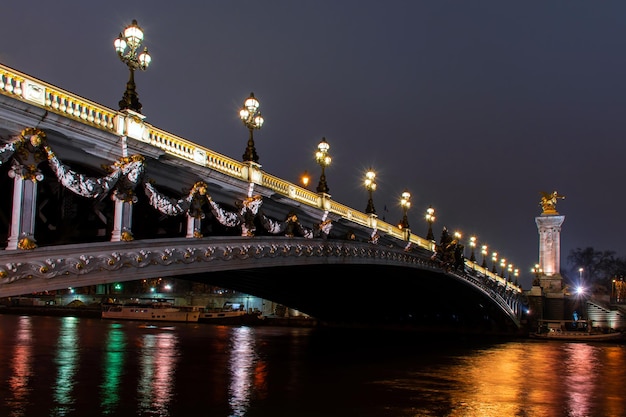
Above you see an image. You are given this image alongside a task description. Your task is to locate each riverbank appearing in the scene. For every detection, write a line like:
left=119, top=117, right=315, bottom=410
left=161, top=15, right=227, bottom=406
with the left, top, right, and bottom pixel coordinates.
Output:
left=0, top=304, right=101, bottom=318
left=0, top=304, right=320, bottom=327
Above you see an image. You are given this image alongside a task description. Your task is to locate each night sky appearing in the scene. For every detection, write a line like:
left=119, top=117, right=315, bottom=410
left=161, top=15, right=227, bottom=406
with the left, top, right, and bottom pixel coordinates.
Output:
left=3, top=1, right=626, bottom=289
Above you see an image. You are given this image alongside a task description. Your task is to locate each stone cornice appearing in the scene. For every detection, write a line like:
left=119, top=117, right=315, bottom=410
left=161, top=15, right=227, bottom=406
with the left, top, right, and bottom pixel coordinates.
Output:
left=0, top=237, right=428, bottom=286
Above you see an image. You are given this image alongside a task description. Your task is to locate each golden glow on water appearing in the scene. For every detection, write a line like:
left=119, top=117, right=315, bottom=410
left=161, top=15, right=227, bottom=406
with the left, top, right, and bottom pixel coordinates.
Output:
left=2, top=315, right=625, bottom=416
left=7, top=316, right=33, bottom=417
left=443, top=343, right=528, bottom=416
left=594, top=345, right=626, bottom=417
left=394, top=341, right=626, bottom=417
left=563, top=343, right=595, bottom=417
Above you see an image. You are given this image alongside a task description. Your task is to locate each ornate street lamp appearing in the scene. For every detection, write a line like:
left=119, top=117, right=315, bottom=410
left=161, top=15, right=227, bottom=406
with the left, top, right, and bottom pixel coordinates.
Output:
left=500, top=258, right=507, bottom=277
left=315, top=137, right=331, bottom=193
left=399, top=190, right=411, bottom=229
left=532, top=263, right=543, bottom=286
left=301, top=170, right=310, bottom=188
left=481, top=245, right=488, bottom=268
left=492, top=252, right=498, bottom=273
left=508, top=264, right=513, bottom=281
left=425, top=206, right=435, bottom=241
left=364, top=169, right=377, bottom=214
left=240, top=92, right=264, bottom=162
left=114, top=19, right=151, bottom=113
left=469, top=236, right=476, bottom=262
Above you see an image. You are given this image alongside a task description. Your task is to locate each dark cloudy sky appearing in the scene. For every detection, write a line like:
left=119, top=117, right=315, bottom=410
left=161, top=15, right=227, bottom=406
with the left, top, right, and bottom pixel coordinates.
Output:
left=3, top=1, right=626, bottom=288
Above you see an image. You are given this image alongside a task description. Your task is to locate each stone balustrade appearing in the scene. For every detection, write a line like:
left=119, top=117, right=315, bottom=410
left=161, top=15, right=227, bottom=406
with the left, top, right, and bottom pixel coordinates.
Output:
left=0, top=62, right=520, bottom=294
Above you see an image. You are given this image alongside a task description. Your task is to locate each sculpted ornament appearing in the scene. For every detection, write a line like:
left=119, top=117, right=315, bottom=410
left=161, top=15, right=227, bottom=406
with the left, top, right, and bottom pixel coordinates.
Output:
left=0, top=140, right=17, bottom=166
left=539, top=190, right=565, bottom=214
left=0, top=239, right=419, bottom=283
left=143, top=180, right=196, bottom=216
left=46, top=146, right=122, bottom=198
left=4, top=128, right=329, bottom=247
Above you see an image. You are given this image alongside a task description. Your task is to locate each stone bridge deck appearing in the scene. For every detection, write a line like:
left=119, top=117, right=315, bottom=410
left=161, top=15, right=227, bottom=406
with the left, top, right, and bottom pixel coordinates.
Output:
left=0, top=63, right=526, bottom=333
left=0, top=235, right=524, bottom=332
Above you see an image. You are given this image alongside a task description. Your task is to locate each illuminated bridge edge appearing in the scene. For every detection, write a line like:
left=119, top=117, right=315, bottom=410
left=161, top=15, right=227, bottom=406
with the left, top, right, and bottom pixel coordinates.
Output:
left=0, top=237, right=434, bottom=284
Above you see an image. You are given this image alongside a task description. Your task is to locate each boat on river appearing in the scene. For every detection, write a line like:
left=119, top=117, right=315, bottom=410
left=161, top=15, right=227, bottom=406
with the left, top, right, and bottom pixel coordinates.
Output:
left=101, top=298, right=200, bottom=323
left=530, top=319, right=624, bottom=342
left=198, top=302, right=264, bottom=324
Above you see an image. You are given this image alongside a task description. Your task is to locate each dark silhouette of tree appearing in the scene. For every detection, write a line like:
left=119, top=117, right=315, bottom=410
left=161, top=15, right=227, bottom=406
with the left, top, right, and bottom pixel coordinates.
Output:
left=566, top=247, right=626, bottom=290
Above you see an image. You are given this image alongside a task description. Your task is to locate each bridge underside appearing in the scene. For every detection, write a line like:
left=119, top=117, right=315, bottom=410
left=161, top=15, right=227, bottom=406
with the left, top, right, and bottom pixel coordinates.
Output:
left=179, top=264, right=521, bottom=335
left=0, top=236, right=523, bottom=335
left=0, top=71, right=526, bottom=337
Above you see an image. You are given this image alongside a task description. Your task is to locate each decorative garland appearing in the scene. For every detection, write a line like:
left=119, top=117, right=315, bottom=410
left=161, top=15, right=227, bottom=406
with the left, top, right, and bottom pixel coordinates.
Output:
left=3, top=128, right=333, bottom=247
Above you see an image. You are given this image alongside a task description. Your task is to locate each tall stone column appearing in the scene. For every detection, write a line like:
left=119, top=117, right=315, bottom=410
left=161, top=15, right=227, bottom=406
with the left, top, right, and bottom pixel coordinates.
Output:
left=535, top=214, right=565, bottom=280
left=110, top=197, right=134, bottom=242
left=525, top=191, right=569, bottom=323
left=535, top=214, right=565, bottom=301
left=5, top=128, right=47, bottom=250
left=534, top=190, right=566, bottom=303
left=110, top=110, right=147, bottom=242
left=185, top=181, right=208, bottom=239
left=186, top=214, right=202, bottom=238
left=6, top=162, right=42, bottom=250
left=109, top=155, right=147, bottom=242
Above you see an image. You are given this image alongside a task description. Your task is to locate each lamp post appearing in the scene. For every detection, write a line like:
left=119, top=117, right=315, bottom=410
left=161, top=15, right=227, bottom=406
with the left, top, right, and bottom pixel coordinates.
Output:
left=240, top=92, right=264, bottom=163
left=578, top=267, right=584, bottom=282
left=508, top=264, right=513, bottom=281
left=315, top=137, right=331, bottom=193
left=500, top=258, right=506, bottom=277
left=399, top=190, right=411, bottom=229
left=364, top=169, right=376, bottom=214
left=481, top=245, right=488, bottom=268
left=114, top=19, right=151, bottom=113
left=492, top=252, right=498, bottom=273
left=301, top=170, right=310, bottom=188
left=612, top=278, right=616, bottom=303
left=469, top=236, right=476, bottom=262
left=532, top=263, right=543, bottom=286
left=425, top=206, right=435, bottom=241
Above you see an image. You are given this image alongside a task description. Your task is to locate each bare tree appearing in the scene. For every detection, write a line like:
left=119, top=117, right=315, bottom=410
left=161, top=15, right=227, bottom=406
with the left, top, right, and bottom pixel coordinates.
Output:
left=566, top=247, right=622, bottom=288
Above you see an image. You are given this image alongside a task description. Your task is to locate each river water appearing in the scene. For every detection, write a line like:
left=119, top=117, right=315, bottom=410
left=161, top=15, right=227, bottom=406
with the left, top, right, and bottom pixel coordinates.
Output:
left=0, top=314, right=625, bottom=417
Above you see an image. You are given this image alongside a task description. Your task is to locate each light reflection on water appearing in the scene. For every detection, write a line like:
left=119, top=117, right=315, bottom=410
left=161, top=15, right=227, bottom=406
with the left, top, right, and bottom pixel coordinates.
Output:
left=228, top=326, right=255, bottom=416
left=100, top=322, right=126, bottom=415
left=53, top=316, right=79, bottom=415
left=0, top=315, right=625, bottom=417
left=563, top=343, right=596, bottom=417
left=375, top=341, right=626, bottom=417
left=137, top=328, right=179, bottom=416
left=6, top=316, right=33, bottom=417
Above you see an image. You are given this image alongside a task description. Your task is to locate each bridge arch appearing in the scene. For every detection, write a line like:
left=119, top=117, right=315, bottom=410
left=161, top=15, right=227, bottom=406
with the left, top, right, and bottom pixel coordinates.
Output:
left=0, top=236, right=524, bottom=333
left=0, top=64, right=527, bottom=334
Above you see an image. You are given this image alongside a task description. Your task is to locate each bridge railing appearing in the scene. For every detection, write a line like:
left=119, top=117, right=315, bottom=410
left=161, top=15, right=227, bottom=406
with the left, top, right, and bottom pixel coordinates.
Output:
left=0, top=65, right=118, bottom=131
left=0, top=62, right=520, bottom=293
left=0, top=63, right=437, bottom=248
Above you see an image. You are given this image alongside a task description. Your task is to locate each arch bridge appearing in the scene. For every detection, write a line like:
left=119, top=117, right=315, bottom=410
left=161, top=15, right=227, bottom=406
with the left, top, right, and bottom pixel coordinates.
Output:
left=0, top=63, right=525, bottom=332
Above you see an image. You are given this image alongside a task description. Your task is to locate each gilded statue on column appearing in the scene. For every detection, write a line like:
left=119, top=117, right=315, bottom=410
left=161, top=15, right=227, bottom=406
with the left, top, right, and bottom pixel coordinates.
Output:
left=539, top=190, right=565, bottom=214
